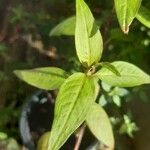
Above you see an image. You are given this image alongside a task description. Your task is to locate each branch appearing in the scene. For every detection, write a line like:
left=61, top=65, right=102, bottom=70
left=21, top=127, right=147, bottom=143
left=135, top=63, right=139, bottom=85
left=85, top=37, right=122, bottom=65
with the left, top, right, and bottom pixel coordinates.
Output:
left=74, top=124, right=86, bottom=150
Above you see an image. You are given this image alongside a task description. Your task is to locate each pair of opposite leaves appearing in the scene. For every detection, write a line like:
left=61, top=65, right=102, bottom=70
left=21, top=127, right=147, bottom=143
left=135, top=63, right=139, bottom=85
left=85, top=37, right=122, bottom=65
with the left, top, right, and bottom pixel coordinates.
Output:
left=15, top=0, right=150, bottom=150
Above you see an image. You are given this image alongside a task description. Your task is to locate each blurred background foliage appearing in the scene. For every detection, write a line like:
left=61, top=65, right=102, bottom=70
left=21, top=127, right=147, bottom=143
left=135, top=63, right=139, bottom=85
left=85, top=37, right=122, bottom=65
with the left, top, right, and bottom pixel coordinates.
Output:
left=0, top=0, right=150, bottom=149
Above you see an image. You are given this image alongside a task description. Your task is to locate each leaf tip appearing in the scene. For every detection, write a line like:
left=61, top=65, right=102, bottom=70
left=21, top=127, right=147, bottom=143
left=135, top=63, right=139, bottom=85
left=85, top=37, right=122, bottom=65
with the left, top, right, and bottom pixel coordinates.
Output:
left=13, top=70, right=24, bottom=80
left=13, top=70, right=20, bottom=77
left=122, top=26, right=129, bottom=34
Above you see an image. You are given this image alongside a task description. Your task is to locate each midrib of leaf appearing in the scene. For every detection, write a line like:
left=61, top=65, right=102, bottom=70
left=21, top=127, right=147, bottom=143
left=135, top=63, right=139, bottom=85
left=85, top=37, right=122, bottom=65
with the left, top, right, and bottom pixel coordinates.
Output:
left=124, top=0, right=128, bottom=33
left=100, top=74, right=148, bottom=77
left=50, top=75, right=87, bottom=149
left=98, top=74, right=150, bottom=83
left=79, top=1, right=91, bottom=65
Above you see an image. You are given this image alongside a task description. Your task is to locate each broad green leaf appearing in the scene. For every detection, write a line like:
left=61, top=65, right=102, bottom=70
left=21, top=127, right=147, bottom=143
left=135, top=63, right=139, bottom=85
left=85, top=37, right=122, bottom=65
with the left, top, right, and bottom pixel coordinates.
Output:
left=100, top=62, right=121, bottom=76
left=75, top=0, right=103, bottom=67
left=136, top=6, right=150, bottom=28
left=114, top=0, right=142, bottom=33
left=48, top=73, right=95, bottom=150
left=14, top=67, right=68, bottom=90
left=50, top=16, right=76, bottom=36
left=86, top=103, right=114, bottom=149
left=94, top=61, right=150, bottom=87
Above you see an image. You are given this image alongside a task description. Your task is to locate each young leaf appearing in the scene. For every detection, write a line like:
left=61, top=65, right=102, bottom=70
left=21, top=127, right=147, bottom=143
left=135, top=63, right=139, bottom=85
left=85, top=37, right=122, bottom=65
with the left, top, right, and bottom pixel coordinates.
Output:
left=136, top=6, right=150, bottom=28
left=94, top=61, right=150, bottom=87
left=75, top=0, right=103, bottom=67
left=114, top=0, right=142, bottom=33
left=14, top=67, right=68, bottom=90
left=113, top=95, right=121, bottom=107
left=86, top=103, right=114, bottom=149
left=48, top=73, right=95, bottom=150
left=50, top=16, right=76, bottom=36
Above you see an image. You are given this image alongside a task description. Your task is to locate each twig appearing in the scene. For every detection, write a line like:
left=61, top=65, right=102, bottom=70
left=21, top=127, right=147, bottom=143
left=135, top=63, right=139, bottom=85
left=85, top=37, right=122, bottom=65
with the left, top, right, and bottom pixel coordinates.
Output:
left=21, top=34, right=58, bottom=59
left=74, top=124, right=86, bottom=150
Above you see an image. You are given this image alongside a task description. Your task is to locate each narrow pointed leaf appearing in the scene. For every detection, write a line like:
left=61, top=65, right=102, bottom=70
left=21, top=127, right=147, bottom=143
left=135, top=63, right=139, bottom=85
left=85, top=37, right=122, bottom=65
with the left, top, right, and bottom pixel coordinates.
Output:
left=94, top=61, right=150, bottom=87
left=14, top=67, right=68, bottom=90
left=48, top=73, right=95, bottom=150
left=114, top=0, right=142, bottom=33
left=50, top=16, right=76, bottom=36
left=75, top=0, right=103, bottom=67
left=86, top=103, right=114, bottom=149
left=136, top=6, right=150, bottom=28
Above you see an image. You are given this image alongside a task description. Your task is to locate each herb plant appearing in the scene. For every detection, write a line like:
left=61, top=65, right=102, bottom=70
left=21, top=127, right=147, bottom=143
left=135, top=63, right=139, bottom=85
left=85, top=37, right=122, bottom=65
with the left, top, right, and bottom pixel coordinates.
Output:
left=14, top=0, right=150, bottom=149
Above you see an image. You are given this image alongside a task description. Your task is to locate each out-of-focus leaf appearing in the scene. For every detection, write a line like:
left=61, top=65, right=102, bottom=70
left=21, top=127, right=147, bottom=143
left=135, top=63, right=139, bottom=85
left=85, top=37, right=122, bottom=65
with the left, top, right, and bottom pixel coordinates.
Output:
left=0, top=138, right=20, bottom=150
left=136, top=6, right=150, bottom=28
left=50, top=16, right=76, bottom=36
left=99, top=95, right=107, bottom=106
left=113, top=95, right=121, bottom=107
left=37, top=132, right=50, bottom=150
left=101, top=81, right=112, bottom=92
left=50, top=16, right=102, bottom=36
left=0, top=132, right=8, bottom=140
left=119, top=115, right=138, bottom=137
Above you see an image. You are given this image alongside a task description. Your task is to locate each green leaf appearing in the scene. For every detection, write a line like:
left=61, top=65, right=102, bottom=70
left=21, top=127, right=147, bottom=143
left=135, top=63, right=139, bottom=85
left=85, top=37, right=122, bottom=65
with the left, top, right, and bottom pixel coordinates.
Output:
left=50, top=16, right=102, bottom=37
left=86, top=103, right=114, bottom=149
left=37, top=132, right=50, bottom=150
left=94, top=61, right=150, bottom=87
left=114, top=0, right=142, bottom=33
left=48, top=73, right=95, bottom=150
left=14, top=67, right=68, bottom=90
left=75, top=0, right=103, bottom=67
left=99, top=95, right=107, bottom=106
left=0, top=132, right=8, bottom=140
left=99, top=62, right=121, bottom=76
left=136, top=6, right=150, bottom=28
left=119, top=115, right=138, bottom=138
left=101, top=81, right=112, bottom=92
left=113, top=95, right=121, bottom=107
left=50, top=16, right=76, bottom=36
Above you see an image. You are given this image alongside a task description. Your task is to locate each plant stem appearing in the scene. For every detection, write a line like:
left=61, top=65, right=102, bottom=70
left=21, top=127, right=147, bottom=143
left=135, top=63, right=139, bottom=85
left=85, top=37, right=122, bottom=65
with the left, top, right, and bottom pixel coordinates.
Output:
left=74, top=124, right=86, bottom=150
